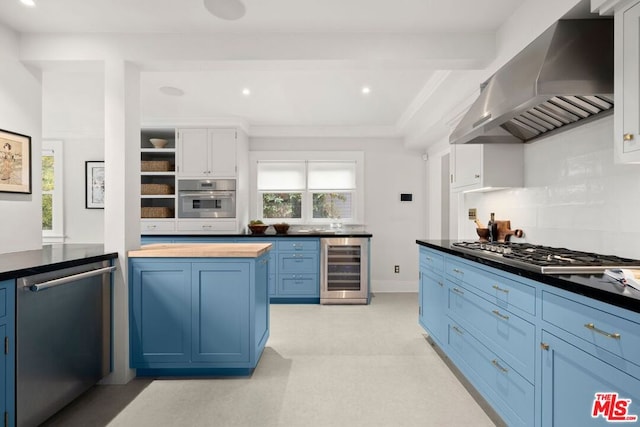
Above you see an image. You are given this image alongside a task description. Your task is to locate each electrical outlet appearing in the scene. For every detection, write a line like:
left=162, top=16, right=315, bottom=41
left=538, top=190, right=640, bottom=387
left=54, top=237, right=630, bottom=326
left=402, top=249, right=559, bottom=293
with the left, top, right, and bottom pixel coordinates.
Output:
left=394, top=265, right=400, bottom=274
left=468, top=208, right=477, bottom=220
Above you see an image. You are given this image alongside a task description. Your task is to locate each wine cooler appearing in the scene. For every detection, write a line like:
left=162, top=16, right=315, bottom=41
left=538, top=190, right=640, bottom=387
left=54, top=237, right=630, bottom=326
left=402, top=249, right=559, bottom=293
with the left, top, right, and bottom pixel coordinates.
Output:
left=320, top=237, right=369, bottom=304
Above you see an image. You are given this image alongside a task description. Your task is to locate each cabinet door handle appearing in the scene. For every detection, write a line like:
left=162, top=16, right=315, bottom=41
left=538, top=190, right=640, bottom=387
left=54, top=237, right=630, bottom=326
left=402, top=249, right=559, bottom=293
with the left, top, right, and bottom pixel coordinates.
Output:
left=452, top=325, right=464, bottom=335
left=623, top=133, right=634, bottom=141
left=492, top=284, right=509, bottom=294
left=438, top=281, right=444, bottom=287
left=425, top=256, right=432, bottom=261
left=584, top=323, right=621, bottom=339
left=540, top=342, right=550, bottom=351
left=491, top=309, right=509, bottom=321
left=474, top=174, right=480, bottom=178
left=491, top=359, right=509, bottom=373
left=452, top=287, right=464, bottom=295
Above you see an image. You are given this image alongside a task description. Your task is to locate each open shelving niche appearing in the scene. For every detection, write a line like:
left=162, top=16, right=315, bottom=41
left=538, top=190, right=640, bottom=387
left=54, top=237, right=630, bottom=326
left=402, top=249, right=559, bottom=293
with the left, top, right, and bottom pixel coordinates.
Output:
left=140, top=128, right=177, bottom=232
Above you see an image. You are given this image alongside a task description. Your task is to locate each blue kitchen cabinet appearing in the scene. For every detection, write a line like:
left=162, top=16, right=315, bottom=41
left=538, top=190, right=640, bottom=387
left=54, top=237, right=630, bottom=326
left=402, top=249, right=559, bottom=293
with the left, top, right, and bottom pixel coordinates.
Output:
left=129, top=262, right=192, bottom=365
left=0, top=280, right=15, bottom=427
left=541, top=330, right=640, bottom=426
left=191, top=262, right=251, bottom=363
left=418, top=247, right=446, bottom=345
left=244, top=238, right=277, bottom=298
left=416, top=242, right=640, bottom=427
left=138, top=236, right=320, bottom=302
left=275, top=239, right=319, bottom=300
left=129, top=255, right=270, bottom=373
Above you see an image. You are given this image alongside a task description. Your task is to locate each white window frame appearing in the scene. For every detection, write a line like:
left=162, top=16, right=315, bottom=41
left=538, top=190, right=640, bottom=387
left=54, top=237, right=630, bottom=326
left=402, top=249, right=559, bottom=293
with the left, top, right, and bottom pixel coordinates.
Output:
left=42, top=140, right=65, bottom=243
left=250, top=151, right=364, bottom=225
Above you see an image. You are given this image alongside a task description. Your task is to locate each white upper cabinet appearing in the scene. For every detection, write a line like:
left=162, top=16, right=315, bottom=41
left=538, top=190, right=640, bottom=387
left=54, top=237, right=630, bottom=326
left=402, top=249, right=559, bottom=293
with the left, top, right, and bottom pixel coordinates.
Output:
left=177, top=128, right=237, bottom=177
left=450, top=143, right=523, bottom=192
left=593, top=0, right=640, bottom=163
left=591, top=0, right=638, bottom=15
left=616, top=1, right=640, bottom=163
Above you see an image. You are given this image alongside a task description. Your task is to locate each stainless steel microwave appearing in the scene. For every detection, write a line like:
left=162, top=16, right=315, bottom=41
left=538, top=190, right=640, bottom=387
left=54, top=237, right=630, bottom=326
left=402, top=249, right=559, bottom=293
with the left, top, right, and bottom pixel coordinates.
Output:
left=178, top=179, right=236, bottom=218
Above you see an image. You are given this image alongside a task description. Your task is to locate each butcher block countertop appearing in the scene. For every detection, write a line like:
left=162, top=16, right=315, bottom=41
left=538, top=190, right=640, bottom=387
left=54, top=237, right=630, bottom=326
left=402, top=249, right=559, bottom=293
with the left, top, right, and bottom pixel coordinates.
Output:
left=128, top=243, right=272, bottom=258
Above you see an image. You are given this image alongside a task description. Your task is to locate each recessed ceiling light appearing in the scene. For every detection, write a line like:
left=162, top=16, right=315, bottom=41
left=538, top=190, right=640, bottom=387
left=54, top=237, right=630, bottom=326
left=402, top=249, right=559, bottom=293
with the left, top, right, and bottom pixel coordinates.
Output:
left=20, top=0, right=36, bottom=7
left=159, top=86, right=184, bottom=97
left=203, top=0, right=246, bottom=20
left=242, top=88, right=251, bottom=96
left=361, top=86, right=371, bottom=95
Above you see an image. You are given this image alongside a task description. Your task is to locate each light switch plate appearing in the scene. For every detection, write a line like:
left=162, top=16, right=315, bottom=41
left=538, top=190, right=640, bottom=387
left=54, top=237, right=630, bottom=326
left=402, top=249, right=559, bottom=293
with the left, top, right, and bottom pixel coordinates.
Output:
left=468, top=208, right=477, bottom=220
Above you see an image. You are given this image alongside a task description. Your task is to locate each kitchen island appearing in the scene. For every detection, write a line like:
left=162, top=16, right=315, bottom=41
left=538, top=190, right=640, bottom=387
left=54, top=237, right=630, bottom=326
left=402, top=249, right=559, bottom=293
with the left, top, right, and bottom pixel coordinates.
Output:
left=128, top=242, right=272, bottom=376
left=416, top=240, right=640, bottom=427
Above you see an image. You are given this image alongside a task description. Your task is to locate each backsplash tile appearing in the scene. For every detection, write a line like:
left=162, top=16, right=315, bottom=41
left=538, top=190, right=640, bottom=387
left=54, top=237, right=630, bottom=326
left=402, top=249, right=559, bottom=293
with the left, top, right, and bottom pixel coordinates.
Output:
left=462, top=116, right=640, bottom=259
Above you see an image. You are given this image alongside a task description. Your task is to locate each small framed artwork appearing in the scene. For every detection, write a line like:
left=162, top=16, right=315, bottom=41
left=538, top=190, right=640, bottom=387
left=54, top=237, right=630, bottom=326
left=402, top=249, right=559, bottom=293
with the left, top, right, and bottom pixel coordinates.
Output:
left=0, top=128, right=32, bottom=194
left=85, top=160, right=105, bottom=209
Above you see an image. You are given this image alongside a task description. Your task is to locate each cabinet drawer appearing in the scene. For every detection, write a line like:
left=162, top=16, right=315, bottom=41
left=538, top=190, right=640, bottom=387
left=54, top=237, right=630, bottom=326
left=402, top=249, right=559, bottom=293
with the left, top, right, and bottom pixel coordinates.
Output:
left=177, top=219, right=237, bottom=232
left=277, top=239, right=319, bottom=252
left=448, top=322, right=534, bottom=427
left=141, top=220, right=175, bottom=233
left=419, top=248, right=444, bottom=273
left=542, top=291, right=640, bottom=367
left=446, top=258, right=535, bottom=315
left=449, top=285, right=535, bottom=382
left=278, top=274, right=319, bottom=296
left=278, top=253, right=318, bottom=273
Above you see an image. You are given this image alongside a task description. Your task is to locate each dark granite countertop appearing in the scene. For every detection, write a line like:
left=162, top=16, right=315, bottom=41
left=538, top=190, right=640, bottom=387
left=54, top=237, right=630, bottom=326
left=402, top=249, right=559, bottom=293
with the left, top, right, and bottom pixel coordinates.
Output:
left=0, top=244, right=118, bottom=281
left=144, top=231, right=373, bottom=238
left=416, top=239, right=640, bottom=314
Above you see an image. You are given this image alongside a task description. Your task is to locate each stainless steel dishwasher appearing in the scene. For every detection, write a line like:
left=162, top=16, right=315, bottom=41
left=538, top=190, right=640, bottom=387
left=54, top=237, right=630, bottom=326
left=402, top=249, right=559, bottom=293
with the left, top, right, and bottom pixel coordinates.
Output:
left=16, top=260, right=115, bottom=427
left=320, top=237, right=369, bottom=304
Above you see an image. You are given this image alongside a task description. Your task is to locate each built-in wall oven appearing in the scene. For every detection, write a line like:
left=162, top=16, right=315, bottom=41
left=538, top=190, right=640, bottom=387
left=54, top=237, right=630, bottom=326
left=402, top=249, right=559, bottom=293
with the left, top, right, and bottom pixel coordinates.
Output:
left=178, top=179, right=236, bottom=218
left=320, top=237, right=369, bottom=304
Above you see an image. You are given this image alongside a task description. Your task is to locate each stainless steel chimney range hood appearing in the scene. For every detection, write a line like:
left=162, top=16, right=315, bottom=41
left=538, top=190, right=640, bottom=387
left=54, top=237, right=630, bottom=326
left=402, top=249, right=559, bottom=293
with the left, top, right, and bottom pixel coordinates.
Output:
left=450, top=19, right=614, bottom=145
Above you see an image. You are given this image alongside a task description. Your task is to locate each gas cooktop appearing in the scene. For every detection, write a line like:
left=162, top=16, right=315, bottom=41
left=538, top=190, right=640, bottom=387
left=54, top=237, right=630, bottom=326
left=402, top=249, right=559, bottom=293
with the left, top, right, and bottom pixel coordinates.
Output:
left=451, top=242, right=640, bottom=275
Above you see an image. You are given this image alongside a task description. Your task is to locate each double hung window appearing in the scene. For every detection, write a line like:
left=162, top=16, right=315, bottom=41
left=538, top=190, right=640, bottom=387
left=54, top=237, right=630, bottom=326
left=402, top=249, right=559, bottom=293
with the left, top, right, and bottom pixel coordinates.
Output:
left=256, top=158, right=360, bottom=223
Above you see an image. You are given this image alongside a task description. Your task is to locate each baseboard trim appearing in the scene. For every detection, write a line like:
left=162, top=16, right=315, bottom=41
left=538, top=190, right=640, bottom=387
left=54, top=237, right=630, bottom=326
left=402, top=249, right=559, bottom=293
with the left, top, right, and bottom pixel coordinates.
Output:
left=371, top=280, right=418, bottom=293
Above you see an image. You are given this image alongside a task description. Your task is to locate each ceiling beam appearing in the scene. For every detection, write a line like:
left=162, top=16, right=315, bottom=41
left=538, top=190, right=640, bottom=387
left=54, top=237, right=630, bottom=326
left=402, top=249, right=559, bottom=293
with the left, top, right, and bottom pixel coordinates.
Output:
left=19, top=32, right=495, bottom=70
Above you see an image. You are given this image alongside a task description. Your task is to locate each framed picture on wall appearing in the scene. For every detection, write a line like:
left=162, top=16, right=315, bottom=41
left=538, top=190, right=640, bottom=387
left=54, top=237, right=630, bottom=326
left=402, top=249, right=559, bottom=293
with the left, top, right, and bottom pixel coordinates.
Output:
left=0, top=128, right=32, bottom=194
left=85, top=160, right=105, bottom=209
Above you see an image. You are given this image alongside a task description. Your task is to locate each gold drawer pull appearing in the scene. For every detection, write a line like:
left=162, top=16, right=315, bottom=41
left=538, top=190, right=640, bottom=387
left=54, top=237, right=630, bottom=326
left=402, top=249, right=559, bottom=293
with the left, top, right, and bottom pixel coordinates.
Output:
left=491, top=309, right=510, bottom=321
left=491, top=359, right=508, bottom=373
left=452, top=287, right=464, bottom=295
left=623, top=133, right=634, bottom=141
left=492, top=284, right=509, bottom=293
left=584, top=323, right=621, bottom=339
left=452, top=326, right=464, bottom=335
left=540, top=342, right=550, bottom=351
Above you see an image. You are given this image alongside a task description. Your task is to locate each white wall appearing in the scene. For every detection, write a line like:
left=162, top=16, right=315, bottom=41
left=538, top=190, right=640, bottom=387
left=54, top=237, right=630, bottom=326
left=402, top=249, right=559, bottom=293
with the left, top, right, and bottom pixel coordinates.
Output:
left=42, top=71, right=105, bottom=243
left=250, top=137, right=425, bottom=292
left=0, top=24, right=42, bottom=254
left=460, top=117, right=640, bottom=259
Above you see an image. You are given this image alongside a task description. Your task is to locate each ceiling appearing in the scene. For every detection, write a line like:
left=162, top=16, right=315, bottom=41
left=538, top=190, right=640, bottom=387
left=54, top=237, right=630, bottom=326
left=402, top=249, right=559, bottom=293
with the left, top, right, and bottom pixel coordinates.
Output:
left=0, top=0, right=528, bottom=140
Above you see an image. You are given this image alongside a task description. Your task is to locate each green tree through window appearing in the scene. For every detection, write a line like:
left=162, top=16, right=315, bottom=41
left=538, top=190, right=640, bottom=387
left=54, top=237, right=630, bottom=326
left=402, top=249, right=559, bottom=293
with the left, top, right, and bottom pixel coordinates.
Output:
left=42, top=154, right=54, bottom=230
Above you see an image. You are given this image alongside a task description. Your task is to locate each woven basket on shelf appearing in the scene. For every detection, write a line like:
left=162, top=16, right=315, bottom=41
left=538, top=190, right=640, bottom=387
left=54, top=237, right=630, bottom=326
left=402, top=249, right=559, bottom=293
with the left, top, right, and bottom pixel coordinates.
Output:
left=141, top=184, right=174, bottom=195
left=141, top=160, right=171, bottom=172
left=141, top=207, right=174, bottom=218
